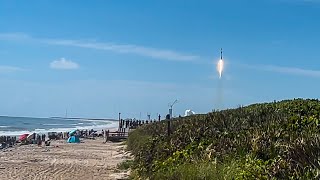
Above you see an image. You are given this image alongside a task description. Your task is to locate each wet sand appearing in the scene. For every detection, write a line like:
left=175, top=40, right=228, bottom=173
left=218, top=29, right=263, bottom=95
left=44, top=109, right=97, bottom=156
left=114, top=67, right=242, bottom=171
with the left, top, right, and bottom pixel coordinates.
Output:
left=0, top=138, right=131, bottom=180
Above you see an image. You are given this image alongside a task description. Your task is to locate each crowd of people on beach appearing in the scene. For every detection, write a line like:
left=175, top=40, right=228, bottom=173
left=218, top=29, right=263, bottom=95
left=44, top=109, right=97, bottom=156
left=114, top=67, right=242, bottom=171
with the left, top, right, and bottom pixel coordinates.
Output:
left=120, top=118, right=159, bottom=129
left=0, top=136, right=17, bottom=149
left=0, top=128, right=103, bottom=151
left=30, top=133, right=47, bottom=146
left=47, top=129, right=100, bottom=140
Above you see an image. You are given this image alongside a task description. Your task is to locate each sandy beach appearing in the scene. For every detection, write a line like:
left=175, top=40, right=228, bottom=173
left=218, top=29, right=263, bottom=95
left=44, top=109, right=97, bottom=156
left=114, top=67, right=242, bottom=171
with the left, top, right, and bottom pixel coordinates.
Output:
left=0, top=138, right=131, bottom=180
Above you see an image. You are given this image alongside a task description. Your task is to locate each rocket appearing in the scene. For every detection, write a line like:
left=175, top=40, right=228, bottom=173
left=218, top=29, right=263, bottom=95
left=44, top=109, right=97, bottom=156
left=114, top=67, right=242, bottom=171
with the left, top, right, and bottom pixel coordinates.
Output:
left=217, top=48, right=224, bottom=79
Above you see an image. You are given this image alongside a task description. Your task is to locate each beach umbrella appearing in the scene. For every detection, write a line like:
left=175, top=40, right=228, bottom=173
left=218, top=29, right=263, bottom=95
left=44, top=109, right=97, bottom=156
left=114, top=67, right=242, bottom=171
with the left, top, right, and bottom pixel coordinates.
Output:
left=19, top=134, right=29, bottom=141
left=27, top=133, right=35, bottom=141
left=69, top=129, right=77, bottom=136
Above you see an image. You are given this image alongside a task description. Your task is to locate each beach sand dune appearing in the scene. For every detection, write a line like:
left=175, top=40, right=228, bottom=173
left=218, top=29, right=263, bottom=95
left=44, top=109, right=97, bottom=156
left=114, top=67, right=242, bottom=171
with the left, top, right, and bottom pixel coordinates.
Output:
left=0, top=139, right=130, bottom=180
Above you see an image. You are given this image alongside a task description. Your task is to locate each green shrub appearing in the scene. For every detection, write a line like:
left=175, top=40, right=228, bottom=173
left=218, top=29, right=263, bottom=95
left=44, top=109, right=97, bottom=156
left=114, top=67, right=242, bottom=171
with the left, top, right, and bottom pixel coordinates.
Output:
left=127, top=99, right=320, bottom=179
left=117, top=160, right=134, bottom=170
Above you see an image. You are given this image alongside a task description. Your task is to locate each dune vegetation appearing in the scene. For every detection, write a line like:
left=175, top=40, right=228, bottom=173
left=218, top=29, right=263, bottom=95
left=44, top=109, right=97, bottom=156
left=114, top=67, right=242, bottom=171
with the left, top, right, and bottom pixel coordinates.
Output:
left=127, top=99, right=320, bottom=179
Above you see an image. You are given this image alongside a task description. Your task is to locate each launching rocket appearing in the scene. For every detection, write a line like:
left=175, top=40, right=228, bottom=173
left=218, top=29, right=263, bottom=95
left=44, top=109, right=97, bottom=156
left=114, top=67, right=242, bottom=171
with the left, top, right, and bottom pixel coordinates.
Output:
left=217, top=48, right=224, bottom=79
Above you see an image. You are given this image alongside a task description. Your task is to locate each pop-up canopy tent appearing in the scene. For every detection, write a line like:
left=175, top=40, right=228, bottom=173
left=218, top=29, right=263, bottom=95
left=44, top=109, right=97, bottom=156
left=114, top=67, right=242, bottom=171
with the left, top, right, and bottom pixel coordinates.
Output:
left=67, top=135, right=80, bottom=143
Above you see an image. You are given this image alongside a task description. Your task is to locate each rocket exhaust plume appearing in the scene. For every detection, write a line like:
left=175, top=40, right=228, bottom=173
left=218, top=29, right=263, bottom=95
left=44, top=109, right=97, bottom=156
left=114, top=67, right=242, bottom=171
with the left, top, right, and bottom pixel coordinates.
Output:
left=217, top=59, right=224, bottom=79
left=217, top=48, right=224, bottom=79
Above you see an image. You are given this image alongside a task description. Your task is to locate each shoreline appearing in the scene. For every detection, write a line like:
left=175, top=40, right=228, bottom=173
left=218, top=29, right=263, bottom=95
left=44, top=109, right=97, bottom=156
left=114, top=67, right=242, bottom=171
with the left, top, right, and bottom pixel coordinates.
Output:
left=0, top=137, right=131, bottom=180
left=0, top=124, right=119, bottom=137
left=0, top=116, right=119, bottom=136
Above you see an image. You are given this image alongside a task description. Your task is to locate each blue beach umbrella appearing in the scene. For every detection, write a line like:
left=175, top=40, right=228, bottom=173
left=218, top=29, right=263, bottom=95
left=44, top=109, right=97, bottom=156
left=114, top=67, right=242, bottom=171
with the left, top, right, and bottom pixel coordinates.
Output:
left=69, top=129, right=77, bottom=136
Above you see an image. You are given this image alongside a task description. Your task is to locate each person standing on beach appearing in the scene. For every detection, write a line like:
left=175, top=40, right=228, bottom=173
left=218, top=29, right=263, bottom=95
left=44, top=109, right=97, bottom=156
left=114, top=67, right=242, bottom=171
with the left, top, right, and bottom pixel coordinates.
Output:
left=42, top=134, right=46, bottom=141
left=37, top=134, right=42, bottom=146
left=31, top=133, right=36, bottom=144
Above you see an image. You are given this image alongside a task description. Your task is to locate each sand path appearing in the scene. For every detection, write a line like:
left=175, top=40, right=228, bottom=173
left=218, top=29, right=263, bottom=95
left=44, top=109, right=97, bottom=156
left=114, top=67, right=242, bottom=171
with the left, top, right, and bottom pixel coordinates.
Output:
left=0, top=138, right=131, bottom=180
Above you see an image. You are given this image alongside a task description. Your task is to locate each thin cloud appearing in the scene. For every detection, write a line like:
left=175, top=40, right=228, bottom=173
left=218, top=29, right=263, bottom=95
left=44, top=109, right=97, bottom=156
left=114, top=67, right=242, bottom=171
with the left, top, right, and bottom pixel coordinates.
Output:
left=46, top=39, right=199, bottom=61
left=0, top=33, right=199, bottom=62
left=241, top=64, right=320, bottom=77
left=50, top=58, right=79, bottom=70
left=0, top=66, right=26, bottom=73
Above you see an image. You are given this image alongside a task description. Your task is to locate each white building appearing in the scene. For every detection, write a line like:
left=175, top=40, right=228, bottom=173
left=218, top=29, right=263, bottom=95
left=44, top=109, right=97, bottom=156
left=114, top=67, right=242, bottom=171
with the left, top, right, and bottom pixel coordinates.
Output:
left=184, top=109, right=195, bottom=117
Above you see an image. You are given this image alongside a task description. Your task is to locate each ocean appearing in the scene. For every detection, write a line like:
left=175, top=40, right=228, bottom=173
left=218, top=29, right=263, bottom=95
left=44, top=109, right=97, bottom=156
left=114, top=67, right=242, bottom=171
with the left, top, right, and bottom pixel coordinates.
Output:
left=0, top=116, right=118, bottom=136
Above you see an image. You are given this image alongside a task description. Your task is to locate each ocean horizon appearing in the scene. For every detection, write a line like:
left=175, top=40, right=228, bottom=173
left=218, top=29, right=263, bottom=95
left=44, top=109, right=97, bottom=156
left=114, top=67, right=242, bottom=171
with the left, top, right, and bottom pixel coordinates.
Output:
left=0, top=116, right=119, bottom=136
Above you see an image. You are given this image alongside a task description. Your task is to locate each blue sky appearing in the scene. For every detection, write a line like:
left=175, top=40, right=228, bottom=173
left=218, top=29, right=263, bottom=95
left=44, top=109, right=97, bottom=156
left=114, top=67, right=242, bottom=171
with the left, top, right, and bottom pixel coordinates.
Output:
left=0, top=0, right=320, bottom=119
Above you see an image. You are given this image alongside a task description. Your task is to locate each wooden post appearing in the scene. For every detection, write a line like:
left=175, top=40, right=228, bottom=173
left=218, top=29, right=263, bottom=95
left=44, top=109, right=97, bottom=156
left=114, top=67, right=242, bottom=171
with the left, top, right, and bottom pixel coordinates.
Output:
left=167, top=120, right=171, bottom=136
left=166, top=114, right=171, bottom=136
left=118, top=112, right=121, bottom=131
